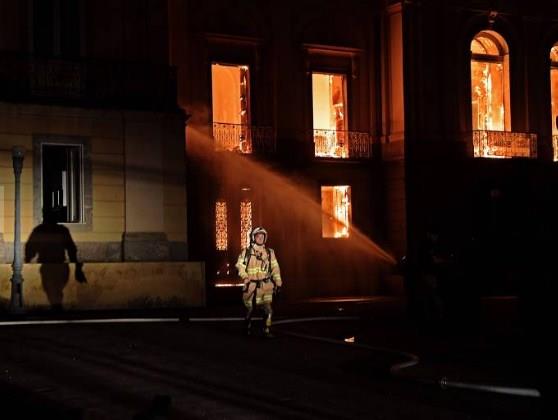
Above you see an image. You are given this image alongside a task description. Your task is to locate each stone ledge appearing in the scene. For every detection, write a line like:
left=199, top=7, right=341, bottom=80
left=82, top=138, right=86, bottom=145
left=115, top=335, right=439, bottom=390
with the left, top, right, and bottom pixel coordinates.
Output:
left=122, top=232, right=170, bottom=261
left=1, top=240, right=188, bottom=263
left=0, top=261, right=205, bottom=310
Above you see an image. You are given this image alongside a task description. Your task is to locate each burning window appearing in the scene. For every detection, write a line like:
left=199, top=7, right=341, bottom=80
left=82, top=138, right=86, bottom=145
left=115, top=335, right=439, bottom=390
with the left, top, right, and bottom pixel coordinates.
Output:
left=550, top=45, right=558, bottom=161
left=321, top=186, right=351, bottom=238
left=211, top=63, right=251, bottom=153
left=471, top=31, right=511, bottom=156
left=215, top=200, right=228, bottom=251
left=312, top=73, right=348, bottom=158
left=240, top=200, right=252, bottom=249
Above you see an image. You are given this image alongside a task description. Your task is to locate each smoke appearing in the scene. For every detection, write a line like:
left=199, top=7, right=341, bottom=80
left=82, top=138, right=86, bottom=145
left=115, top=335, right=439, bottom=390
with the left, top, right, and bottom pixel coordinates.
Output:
left=186, top=115, right=396, bottom=298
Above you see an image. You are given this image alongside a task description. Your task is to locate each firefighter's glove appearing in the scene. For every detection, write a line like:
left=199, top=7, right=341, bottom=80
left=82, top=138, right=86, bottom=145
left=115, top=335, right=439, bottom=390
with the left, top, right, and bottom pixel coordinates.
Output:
left=75, top=263, right=87, bottom=284
left=274, top=286, right=282, bottom=297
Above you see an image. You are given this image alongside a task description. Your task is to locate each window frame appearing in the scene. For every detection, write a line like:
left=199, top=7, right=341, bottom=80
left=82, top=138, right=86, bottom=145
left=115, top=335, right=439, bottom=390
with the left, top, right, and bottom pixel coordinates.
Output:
left=210, top=61, right=252, bottom=126
left=311, top=71, right=351, bottom=159
left=320, top=184, right=352, bottom=239
left=311, top=71, right=349, bottom=132
left=29, top=0, right=85, bottom=58
left=209, top=61, right=256, bottom=154
left=470, top=30, right=511, bottom=135
left=33, top=135, right=92, bottom=231
left=550, top=43, right=558, bottom=161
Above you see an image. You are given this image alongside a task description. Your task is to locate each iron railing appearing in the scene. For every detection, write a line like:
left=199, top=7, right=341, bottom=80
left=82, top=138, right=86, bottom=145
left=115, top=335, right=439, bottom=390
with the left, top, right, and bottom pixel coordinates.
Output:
left=472, top=130, right=537, bottom=159
left=553, top=135, right=558, bottom=162
left=0, top=53, right=177, bottom=110
left=211, top=122, right=275, bottom=154
left=312, top=129, right=372, bottom=159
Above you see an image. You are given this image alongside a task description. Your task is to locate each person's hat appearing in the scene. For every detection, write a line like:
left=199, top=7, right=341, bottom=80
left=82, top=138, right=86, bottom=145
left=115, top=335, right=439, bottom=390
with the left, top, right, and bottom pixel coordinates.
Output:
left=250, top=226, right=268, bottom=244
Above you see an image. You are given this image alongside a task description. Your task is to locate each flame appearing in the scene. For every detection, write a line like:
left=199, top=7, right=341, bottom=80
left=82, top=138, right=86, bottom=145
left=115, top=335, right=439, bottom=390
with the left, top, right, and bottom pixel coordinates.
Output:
left=550, top=45, right=558, bottom=160
left=240, top=200, right=252, bottom=249
left=471, top=32, right=510, bottom=158
left=187, top=125, right=396, bottom=266
left=322, top=186, right=351, bottom=238
left=215, top=200, right=228, bottom=251
left=312, top=73, right=349, bottom=158
left=211, top=63, right=251, bottom=153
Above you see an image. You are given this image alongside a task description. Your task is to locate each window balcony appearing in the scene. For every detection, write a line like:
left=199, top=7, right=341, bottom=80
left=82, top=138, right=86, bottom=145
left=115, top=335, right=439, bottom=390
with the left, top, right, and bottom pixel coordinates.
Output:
left=0, top=53, right=177, bottom=111
left=472, top=130, right=537, bottom=159
left=211, top=122, right=275, bottom=154
left=313, top=129, right=372, bottom=160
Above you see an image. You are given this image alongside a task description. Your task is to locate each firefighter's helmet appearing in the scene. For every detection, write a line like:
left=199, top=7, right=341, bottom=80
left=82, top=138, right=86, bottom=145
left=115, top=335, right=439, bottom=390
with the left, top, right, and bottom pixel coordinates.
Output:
left=250, top=226, right=268, bottom=244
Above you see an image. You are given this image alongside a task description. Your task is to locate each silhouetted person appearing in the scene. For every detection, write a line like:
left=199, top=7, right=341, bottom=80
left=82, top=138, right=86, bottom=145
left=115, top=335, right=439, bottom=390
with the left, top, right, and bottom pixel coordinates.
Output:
left=416, top=225, right=452, bottom=331
left=451, top=234, right=482, bottom=330
left=25, top=208, right=86, bottom=311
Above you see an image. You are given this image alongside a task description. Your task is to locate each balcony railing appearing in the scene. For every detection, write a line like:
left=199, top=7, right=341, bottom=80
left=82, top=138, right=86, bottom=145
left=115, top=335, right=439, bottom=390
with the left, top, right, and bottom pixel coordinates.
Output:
left=313, top=129, right=372, bottom=159
left=553, top=135, right=558, bottom=162
left=472, top=130, right=537, bottom=159
left=212, top=122, right=275, bottom=154
left=0, top=53, right=177, bottom=110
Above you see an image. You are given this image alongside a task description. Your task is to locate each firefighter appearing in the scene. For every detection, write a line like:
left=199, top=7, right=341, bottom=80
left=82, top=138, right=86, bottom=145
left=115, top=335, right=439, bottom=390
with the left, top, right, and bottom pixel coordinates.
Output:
left=236, top=226, right=282, bottom=337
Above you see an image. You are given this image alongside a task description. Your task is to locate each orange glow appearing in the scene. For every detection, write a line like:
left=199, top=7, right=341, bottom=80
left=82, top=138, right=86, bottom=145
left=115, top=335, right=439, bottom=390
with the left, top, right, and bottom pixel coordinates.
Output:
left=321, top=186, right=351, bottom=238
left=240, top=200, right=252, bottom=249
left=215, top=200, right=228, bottom=251
left=188, top=125, right=396, bottom=267
left=471, top=31, right=511, bottom=157
left=212, top=122, right=252, bottom=153
left=211, top=63, right=251, bottom=152
left=550, top=45, right=558, bottom=161
left=472, top=131, right=536, bottom=159
left=312, top=73, right=348, bottom=158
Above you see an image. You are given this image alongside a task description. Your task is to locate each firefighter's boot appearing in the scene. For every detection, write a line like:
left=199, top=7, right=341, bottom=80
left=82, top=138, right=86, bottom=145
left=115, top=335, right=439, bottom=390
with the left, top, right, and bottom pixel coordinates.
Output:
left=263, top=313, right=274, bottom=338
left=245, top=317, right=253, bottom=336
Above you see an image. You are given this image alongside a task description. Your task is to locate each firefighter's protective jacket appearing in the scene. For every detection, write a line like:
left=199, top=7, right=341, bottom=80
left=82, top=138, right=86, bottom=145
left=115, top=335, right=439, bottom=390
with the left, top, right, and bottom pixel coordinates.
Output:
left=236, top=244, right=282, bottom=305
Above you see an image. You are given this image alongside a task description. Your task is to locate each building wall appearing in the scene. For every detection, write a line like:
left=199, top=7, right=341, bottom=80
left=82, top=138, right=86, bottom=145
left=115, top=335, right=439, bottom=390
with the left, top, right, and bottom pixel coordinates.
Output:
left=170, top=0, right=398, bottom=300
left=0, top=0, right=203, bottom=310
left=381, top=3, right=406, bottom=261
left=0, top=103, right=188, bottom=263
left=0, top=0, right=169, bottom=63
left=0, top=261, right=205, bottom=309
left=0, top=0, right=189, bottom=261
left=401, top=0, right=558, bottom=295
left=85, top=0, right=169, bottom=63
left=170, top=0, right=558, bottom=300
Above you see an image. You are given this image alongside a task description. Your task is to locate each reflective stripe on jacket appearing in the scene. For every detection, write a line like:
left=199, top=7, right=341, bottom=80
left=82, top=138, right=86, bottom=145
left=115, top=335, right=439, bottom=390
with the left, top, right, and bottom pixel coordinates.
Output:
left=236, top=244, right=282, bottom=286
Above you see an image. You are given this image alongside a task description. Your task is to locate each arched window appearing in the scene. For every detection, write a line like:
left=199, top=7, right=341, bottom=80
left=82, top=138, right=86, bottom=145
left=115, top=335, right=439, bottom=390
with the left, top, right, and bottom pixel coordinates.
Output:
left=471, top=31, right=511, bottom=134
left=550, top=44, right=558, bottom=161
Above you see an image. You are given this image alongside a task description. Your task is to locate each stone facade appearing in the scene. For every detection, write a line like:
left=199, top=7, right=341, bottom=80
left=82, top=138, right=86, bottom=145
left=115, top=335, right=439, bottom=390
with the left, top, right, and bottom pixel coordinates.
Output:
left=169, top=0, right=558, bottom=299
left=0, top=262, right=205, bottom=310
left=0, top=0, right=201, bottom=310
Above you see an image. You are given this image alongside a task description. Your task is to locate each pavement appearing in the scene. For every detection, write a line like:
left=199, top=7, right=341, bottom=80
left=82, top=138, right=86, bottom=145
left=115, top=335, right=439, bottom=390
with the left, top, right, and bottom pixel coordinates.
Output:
left=0, top=295, right=546, bottom=419
left=209, top=295, right=543, bottom=389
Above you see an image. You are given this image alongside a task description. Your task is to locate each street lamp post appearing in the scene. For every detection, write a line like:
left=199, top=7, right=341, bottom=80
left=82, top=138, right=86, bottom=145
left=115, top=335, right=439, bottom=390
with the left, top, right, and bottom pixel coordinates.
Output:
left=10, top=146, right=25, bottom=314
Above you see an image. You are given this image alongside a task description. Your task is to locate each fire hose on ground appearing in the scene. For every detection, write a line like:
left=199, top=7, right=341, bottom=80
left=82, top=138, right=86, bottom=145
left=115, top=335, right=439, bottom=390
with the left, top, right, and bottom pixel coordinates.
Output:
left=1, top=315, right=542, bottom=398
left=267, top=316, right=541, bottom=399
